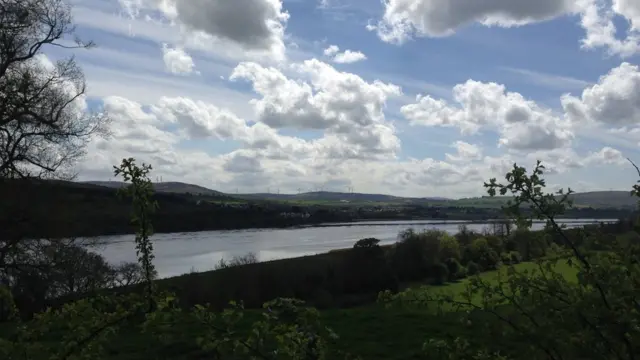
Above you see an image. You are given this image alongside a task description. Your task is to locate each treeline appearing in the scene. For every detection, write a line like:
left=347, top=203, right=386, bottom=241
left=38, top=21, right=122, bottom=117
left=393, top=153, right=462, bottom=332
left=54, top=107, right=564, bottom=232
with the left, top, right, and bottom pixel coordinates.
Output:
left=0, top=179, right=352, bottom=239
left=0, top=179, right=630, bottom=240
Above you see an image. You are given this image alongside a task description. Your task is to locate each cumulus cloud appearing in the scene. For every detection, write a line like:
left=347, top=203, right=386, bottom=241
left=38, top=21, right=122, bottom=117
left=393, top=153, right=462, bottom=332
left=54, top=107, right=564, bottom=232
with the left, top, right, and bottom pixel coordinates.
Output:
left=370, top=0, right=576, bottom=44
left=77, top=93, right=629, bottom=197
left=445, top=141, right=482, bottom=162
left=578, top=0, right=640, bottom=57
left=161, top=44, right=197, bottom=75
left=117, top=0, right=289, bottom=60
left=230, top=59, right=401, bottom=158
left=562, top=62, right=640, bottom=127
left=371, top=0, right=640, bottom=57
left=323, top=45, right=340, bottom=56
left=584, top=146, right=626, bottom=166
left=402, top=80, right=573, bottom=151
left=333, top=50, right=367, bottom=64
left=323, top=45, right=367, bottom=63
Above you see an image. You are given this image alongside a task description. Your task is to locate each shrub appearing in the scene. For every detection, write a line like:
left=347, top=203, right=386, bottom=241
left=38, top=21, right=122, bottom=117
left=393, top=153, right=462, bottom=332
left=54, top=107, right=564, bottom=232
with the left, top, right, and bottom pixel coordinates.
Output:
left=439, top=233, right=461, bottom=261
left=509, top=251, right=522, bottom=264
left=444, top=258, right=461, bottom=280
left=354, top=238, right=381, bottom=249
left=215, top=252, right=259, bottom=270
left=432, top=263, right=449, bottom=285
left=347, top=238, right=398, bottom=295
left=467, top=261, right=480, bottom=276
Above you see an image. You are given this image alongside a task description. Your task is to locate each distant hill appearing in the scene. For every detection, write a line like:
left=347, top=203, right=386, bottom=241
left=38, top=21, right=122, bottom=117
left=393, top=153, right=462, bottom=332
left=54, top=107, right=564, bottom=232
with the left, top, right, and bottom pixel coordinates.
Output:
left=83, top=181, right=226, bottom=197
left=81, top=181, right=640, bottom=209
left=236, top=191, right=449, bottom=203
left=446, top=191, right=638, bottom=210
left=568, top=191, right=637, bottom=209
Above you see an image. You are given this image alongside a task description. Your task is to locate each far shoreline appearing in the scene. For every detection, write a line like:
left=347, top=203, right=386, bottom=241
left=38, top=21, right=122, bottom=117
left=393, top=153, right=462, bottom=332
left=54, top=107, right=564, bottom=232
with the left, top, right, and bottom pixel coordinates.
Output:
left=91, top=217, right=619, bottom=240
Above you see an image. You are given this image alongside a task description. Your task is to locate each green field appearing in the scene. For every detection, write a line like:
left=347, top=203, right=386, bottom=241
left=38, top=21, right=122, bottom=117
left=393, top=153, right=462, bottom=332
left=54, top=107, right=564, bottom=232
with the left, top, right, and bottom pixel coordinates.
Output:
left=397, top=259, right=578, bottom=310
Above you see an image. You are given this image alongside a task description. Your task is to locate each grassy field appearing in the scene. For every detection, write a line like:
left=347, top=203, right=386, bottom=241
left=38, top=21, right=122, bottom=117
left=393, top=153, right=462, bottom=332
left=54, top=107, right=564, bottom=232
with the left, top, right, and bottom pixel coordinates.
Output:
left=420, top=259, right=578, bottom=307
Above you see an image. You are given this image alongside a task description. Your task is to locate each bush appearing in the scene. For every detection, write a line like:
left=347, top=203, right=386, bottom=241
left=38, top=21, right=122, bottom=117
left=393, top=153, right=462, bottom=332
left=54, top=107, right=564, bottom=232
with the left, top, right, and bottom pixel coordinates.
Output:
left=444, top=258, right=461, bottom=280
left=215, top=252, right=259, bottom=270
left=456, top=266, right=467, bottom=280
left=509, top=251, right=522, bottom=264
left=346, top=238, right=398, bottom=295
left=354, top=238, right=381, bottom=249
left=432, top=263, right=449, bottom=285
left=467, top=261, right=480, bottom=276
left=393, top=229, right=457, bottom=282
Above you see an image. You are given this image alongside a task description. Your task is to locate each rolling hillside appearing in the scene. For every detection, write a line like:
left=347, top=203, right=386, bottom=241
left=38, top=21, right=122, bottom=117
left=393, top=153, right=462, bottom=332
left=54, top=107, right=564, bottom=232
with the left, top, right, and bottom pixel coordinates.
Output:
left=444, top=191, right=639, bottom=210
left=81, top=180, right=638, bottom=209
left=83, top=181, right=226, bottom=197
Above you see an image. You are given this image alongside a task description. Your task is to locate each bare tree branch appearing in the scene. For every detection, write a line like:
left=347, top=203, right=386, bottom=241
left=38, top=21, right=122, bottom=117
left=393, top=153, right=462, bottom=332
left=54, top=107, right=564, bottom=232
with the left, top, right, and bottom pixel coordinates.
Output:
left=0, top=0, right=109, bottom=180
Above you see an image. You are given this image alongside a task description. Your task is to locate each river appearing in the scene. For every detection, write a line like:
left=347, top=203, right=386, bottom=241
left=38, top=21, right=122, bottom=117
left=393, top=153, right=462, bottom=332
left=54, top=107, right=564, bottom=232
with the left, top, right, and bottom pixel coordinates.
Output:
left=94, top=219, right=615, bottom=279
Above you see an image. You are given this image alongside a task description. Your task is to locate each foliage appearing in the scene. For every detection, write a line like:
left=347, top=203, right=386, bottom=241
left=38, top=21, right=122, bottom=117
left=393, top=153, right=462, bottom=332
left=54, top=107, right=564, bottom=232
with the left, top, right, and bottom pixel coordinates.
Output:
left=382, top=160, right=640, bottom=359
left=444, top=258, right=463, bottom=280
left=353, top=238, right=380, bottom=249
left=439, top=233, right=461, bottom=261
left=431, top=263, right=449, bottom=285
left=466, top=261, right=480, bottom=276
left=0, top=236, right=142, bottom=316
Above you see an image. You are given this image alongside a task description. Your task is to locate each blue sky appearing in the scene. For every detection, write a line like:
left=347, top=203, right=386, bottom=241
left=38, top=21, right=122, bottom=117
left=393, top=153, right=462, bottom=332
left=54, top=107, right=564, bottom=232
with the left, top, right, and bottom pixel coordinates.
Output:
left=56, top=0, right=640, bottom=198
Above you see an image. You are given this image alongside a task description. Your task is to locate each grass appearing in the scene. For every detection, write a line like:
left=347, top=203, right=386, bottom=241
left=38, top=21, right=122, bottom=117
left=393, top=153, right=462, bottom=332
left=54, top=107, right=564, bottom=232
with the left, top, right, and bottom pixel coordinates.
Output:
left=395, top=258, right=580, bottom=313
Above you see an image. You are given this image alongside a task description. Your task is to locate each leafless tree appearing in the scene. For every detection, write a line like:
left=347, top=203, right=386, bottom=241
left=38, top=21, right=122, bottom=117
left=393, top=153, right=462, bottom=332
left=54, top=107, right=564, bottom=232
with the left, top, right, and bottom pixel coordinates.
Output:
left=0, top=0, right=109, bottom=180
left=112, top=262, right=149, bottom=288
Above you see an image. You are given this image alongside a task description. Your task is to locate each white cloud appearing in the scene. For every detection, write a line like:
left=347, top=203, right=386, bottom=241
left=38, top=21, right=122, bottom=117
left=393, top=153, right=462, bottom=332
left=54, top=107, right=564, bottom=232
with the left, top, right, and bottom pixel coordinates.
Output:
left=333, top=50, right=367, bottom=63
left=578, top=0, right=640, bottom=57
left=323, top=45, right=367, bottom=63
left=66, top=0, right=637, bottom=197
left=161, top=44, right=197, bottom=75
left=615, top=0, right=640, bottom=30
left=324, top=45, right=340, bottom=56
left=230, top=59, right=401, bottom=158
left=77, top=93, right=630, bottom=197
left=584, top=146, right=627, bottom=166
left=372, top=0, right=640, bottom=57
left=445, top=141, right=482, bottom=162
left=371, top=0, right=576, bottom=44
left=562, top=62, right=640, bottom=127
left=402, top=80, right=573, bottom=151
left=114, top=0, right=290, bottom=61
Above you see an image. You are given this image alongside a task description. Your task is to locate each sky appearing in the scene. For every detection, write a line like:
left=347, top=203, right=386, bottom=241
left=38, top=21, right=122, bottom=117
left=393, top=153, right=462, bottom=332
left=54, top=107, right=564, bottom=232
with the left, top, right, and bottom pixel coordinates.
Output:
left=50, top=0, right=640, bottom=198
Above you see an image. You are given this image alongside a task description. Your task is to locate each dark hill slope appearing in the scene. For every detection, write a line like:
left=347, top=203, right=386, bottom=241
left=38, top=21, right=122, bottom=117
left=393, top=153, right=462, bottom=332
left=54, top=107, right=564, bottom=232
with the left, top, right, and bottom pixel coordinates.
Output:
left=83, top=181, right=225, bottom=197
left=0, top=179, right=333, bottom=239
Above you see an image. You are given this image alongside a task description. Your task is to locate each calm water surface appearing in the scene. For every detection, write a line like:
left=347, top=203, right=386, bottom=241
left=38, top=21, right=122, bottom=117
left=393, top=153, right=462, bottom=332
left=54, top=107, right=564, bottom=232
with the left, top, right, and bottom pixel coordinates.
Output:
left=94, top=219, right=614, bottom=278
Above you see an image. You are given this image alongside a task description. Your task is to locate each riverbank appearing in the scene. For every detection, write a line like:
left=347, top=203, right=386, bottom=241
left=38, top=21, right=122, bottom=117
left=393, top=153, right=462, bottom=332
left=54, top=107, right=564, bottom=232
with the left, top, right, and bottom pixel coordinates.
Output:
left=88, top=219, right=630, bottom=313
left=94, top=218, right=616, bottom=279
